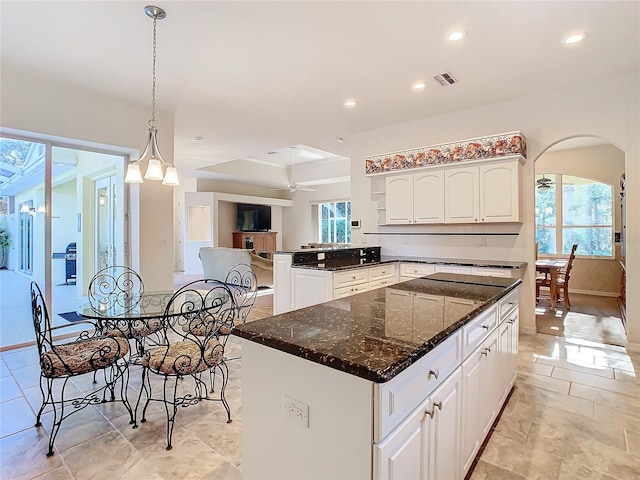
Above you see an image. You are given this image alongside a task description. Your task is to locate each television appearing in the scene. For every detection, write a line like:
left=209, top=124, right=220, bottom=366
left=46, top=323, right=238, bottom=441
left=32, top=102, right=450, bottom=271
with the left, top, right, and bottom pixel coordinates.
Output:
left=236, top=203, right=271, bottom=232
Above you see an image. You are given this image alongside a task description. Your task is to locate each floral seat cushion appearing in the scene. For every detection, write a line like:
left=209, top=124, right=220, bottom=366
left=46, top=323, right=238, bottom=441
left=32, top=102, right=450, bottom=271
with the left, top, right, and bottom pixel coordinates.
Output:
left=106, top=318, right=163, bottom=339
left=142, top=340, right=223, bottom=376
left=40, top=335, right=129, bottom=378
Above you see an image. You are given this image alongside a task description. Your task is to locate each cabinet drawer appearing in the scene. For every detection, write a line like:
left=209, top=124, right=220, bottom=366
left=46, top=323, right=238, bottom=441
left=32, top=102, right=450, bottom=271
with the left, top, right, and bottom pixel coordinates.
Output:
left=369, top=278, right=394, bottom=290
left=334, top=283, right=369, bottom=299
left=462, top=304, right=498, bottom=359
left=374, top=329, right=462, bottom=442
left=435, top=264, right=473, bottom=274
left=499, top=288, right=519, bottom=320
left=333, top=268, right=369, bottom=288
left=399, top=263, right=435, bottom=278
left=369, top=264, right=395, bottom=281
left=471, top=267, right=512, bottom=278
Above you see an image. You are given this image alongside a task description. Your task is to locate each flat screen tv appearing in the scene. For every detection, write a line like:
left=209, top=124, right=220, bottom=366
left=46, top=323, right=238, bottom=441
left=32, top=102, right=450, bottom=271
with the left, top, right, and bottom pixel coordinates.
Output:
left=236, top=203, right=271, bottom=232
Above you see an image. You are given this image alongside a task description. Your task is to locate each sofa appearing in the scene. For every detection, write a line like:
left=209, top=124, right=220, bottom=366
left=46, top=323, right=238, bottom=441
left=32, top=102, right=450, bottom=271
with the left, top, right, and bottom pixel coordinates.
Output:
left=199, top=247, right=273, bottom=287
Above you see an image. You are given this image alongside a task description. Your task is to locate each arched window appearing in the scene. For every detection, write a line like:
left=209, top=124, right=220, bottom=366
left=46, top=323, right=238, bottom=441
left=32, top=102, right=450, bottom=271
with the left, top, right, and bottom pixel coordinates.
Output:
left=535, top=174, right=613, bottom=257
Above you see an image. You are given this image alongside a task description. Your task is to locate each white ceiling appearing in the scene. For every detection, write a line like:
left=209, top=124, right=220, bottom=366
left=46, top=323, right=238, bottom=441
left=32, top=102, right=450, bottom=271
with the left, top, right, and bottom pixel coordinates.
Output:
left=1, top=1, right=639, bottom=186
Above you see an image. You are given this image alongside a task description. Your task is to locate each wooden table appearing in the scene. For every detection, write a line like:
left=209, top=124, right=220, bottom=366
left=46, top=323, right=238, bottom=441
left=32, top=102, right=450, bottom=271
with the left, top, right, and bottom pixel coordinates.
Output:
left=535, top=259, right=568, bottom=310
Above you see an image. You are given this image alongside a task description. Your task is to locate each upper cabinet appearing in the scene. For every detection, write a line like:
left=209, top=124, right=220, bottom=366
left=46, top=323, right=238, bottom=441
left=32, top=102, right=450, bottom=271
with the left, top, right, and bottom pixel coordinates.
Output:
left=381, top=156, right=522, bottom=225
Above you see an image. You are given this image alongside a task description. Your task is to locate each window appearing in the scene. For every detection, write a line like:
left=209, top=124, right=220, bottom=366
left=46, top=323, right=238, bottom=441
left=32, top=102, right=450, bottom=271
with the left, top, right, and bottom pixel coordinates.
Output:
left=318, top=201, right=351, bottom=244
left=535, top=174, right=613, bottom=257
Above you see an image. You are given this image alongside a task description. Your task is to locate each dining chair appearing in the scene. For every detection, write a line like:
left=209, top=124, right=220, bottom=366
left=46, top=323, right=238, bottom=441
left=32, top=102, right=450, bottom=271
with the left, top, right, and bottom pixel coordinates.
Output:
left=30, top=282, right=133, bottom=457
left=536, top=243, right=578, bottom=308
left=88, top=266, right=162, bottom=358
left=135, top=279, right=236, bottom=450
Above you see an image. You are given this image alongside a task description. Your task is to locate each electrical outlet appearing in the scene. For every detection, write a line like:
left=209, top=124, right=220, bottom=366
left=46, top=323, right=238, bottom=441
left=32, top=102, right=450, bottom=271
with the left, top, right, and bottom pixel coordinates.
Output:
left=283, top=395, right=309, bottom=428
left=317, top=252, right=325, bottom=260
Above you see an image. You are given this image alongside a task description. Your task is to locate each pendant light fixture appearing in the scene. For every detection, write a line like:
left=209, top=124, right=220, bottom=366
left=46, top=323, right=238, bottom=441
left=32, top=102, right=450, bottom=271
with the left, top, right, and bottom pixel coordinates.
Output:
left=124, top=5, right=179, bottom=186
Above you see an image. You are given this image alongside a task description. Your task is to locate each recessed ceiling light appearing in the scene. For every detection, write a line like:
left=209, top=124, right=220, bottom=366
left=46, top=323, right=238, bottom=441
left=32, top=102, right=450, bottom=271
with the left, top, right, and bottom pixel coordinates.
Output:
left=564, top=32, right=587, bottom=45
left=447, top=31, right=465, bottom=42
left=343, top=99, right=358, bottom=108
left=337, top=137, right=344, bottom=143
left=411, top=81, right=426, bottom=91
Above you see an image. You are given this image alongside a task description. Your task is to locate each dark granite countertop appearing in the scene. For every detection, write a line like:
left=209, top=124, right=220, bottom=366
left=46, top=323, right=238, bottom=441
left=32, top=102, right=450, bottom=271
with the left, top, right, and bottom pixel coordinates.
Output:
left=291, top=255, right=526, bottom=271
left=233, top=273, right=521, bottom=383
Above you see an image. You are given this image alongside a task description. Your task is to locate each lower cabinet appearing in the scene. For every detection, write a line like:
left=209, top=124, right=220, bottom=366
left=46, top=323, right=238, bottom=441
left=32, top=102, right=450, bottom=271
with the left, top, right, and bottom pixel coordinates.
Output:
left=460, top=329, right=500, bottom=477
left=375, top=368, right=462, bottom=480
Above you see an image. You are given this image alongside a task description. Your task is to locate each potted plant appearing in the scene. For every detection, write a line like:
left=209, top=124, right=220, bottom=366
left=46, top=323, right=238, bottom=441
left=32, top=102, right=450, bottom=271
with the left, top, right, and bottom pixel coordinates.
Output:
left=0, top=228, right=12, bottom=269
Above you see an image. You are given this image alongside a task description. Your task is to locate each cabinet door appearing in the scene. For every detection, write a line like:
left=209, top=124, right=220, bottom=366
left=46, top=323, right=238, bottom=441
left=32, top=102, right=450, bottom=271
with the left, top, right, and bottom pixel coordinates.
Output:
left=444, top=167, right=479, bottom=223
left=479, top=161, right=520, bottom=222
left=386, top=174, right=414, bottom=224
left=429, top=368, right=462, bottom=480
left=375, top=397, right=429, bottom=480
left=414, top=170, right=444, bottom=224
left=291, top=269, right=333, bottom=310
left=460, top=347, right=483, bottom=476
left=262, top=233, right=276, bottom=253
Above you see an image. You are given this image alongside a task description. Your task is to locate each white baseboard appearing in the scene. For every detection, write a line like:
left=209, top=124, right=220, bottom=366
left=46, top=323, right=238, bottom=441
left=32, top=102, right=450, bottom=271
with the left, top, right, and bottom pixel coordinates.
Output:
left=569, top=289, right=619, bottom=298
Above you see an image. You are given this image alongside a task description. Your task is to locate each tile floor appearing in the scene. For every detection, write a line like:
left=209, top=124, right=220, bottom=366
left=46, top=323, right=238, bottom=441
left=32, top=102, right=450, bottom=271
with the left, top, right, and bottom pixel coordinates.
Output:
left=1, top=297, right=638, bottom=479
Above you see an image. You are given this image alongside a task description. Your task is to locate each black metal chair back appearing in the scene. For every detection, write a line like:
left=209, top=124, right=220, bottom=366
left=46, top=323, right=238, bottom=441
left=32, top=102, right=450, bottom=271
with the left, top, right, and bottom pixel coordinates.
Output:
left=88, top=265, right=144, bottom=314
left=225, top=263, right=258, bottom=326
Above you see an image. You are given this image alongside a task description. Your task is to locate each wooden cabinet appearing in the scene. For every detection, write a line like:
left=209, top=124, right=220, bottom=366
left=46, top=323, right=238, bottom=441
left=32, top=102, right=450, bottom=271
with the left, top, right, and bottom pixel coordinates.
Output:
left=232, top=231, right=277, bottom=255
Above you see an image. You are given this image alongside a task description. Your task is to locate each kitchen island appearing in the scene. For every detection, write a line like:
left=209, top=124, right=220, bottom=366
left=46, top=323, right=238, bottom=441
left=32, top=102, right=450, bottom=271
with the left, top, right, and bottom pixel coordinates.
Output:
left=233, top=273, right=521, bottom=480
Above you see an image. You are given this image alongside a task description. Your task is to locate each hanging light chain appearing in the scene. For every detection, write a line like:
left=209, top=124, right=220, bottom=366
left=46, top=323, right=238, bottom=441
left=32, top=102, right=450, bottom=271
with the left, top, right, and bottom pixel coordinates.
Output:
left=150, top=13, right=158, bottom=128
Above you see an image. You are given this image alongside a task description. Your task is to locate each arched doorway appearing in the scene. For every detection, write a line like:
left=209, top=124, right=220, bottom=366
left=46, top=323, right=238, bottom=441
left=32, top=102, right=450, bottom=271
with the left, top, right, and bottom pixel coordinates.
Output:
left=533, top=136, right=626, bottom=346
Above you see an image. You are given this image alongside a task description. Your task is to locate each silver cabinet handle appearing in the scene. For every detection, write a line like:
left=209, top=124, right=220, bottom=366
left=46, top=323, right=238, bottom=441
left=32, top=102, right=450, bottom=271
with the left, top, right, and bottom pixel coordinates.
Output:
left=433, top=401, right=443, bottom=411
left=481, top=350, right=488, bottom=357
left=425, top=406, right=436, bottom=419
left=481, top=325, right=489, bottom=330
left=428, top=369, right=439, bottom=380
left=485, top=347, right=492, bottom=354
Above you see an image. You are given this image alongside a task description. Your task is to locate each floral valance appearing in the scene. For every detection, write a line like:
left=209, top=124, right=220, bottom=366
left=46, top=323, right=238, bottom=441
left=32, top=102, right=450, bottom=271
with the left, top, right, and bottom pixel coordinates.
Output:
left=365, top=131, right=527, bottom=175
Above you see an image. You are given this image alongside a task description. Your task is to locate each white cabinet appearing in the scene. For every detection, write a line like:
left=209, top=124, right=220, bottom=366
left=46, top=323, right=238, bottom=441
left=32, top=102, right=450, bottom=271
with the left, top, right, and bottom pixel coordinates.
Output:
left=375, top=368, right=462, bottom=480
left=399, top=262, right=435, bottom=281
left=444, top=166, right=479, bottom=223
left=444, top=159, right=521, bottom=224
left=435, top=264, right=473, bottom=275
left=368, top=264, right=398, bottom=289
left=471, top=266, right=513, bottom=278
left=480, top=161, right=520, bottom=222
left=291, top=268, right=332, bottom=310
left=386, top=170, right=445, bottom=224
left=414, top=170, right=445, bottom=224
left=460, top=328, right=500, bottom=477
left=386, top=174, right=414, bottom=224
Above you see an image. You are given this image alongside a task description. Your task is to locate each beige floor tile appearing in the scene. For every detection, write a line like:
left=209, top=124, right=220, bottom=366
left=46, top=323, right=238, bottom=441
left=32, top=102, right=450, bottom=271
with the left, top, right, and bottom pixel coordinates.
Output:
left=468, top=459, right=527, bottom=479
left=32, top=466, right=74, bottom=480
left=11, top=364, right=43, bottom=390
left=570, top=383, right=640, bottom=418
left=558, top=460, right=620, bottom=480
left=38, top=405, right=116, bottom=453
left=625, top=429, right=640, bottom=457
left=538, top=356, right=615, bottom=378
left=614, top=368, right=639, bottom=384
left=517, top=369, right=571, bottom=394
left=0, top=374, right=23, bottom=401
left=1, top=347, right=40, bottom=370
left=0, top=358, right=10, bottom=378
left=511, top=381, right=594, bottom=418
left=0, top=396, right=38, bottom=438
left=594, top=403, right=640, bottom=433
left=0, top=428, right=63, bottom=479
left=518, top=358, right=553, bottom=376
left=553, top=366, right=640, bottom=397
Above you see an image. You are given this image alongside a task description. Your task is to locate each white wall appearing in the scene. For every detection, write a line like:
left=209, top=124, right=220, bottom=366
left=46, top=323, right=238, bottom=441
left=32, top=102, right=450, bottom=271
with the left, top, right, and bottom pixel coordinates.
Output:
left=1, top=65, right=175, bottom=290
left=282, top=182, right=351, bottom=251
left=350, top=73, right=640, bottom=349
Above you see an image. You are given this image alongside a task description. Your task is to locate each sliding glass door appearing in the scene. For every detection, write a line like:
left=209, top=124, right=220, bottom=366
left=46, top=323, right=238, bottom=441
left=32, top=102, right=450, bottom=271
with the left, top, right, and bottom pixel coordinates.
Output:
left=0, top=135, right=128, bottom=349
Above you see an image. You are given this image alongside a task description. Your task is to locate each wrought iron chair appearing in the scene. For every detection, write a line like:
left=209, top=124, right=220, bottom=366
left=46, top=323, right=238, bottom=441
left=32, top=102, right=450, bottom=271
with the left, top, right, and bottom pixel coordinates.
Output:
left=30, top=282, right=133, bottom=457
left=135, top=280, right=236, bottom=450
left=223, top=263, right=258, bottom=331
left=88, top=266, right=162, bottom=358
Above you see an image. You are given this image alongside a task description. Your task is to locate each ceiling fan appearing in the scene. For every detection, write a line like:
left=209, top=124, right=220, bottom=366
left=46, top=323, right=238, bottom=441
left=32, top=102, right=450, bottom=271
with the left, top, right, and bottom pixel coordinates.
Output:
left=536, top=174, right=554, bottom=190
left=273, top=147, right=315, bottom=192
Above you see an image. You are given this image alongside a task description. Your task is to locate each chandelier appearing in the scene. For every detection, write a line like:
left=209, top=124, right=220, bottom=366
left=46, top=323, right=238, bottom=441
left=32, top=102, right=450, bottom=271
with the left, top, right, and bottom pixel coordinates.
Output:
left=124, top=5, right=179, bottom=186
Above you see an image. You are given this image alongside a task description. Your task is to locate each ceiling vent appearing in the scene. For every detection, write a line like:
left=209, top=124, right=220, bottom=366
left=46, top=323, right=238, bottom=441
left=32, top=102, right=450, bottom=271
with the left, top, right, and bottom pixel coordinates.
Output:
left=433, top=72, right=458, bottom=86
